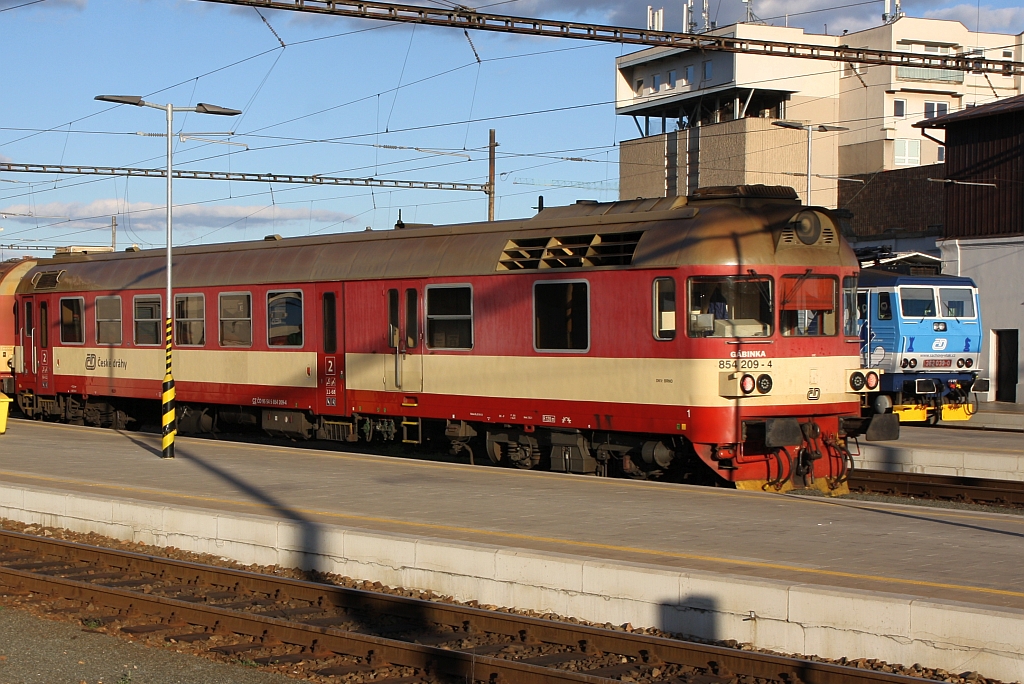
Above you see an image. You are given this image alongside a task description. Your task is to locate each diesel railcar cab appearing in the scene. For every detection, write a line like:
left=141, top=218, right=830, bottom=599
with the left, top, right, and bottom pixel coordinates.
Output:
left=10, top=185, right=894, bottom=492
left=857, top=269, right=987, bottom=423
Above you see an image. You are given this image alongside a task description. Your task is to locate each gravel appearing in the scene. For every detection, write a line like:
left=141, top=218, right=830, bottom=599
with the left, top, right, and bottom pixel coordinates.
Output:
left=0, top=605, right=296, bottom=684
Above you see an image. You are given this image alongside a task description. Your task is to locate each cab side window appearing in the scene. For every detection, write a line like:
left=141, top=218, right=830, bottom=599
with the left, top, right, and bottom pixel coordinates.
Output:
left=877, top=292, right=892, bottom=321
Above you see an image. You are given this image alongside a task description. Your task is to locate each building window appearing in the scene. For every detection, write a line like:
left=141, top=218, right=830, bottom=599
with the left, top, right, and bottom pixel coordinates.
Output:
left=1004, top=50, right=1014, bottom=59
left=684, top=65, right=694, bottom=84
left=59, top=297, right=84, bottom=345
left=667, top=69, right=677, bottom=88
left=893, top=99, right=906, bottom=118
left=842, top=62, right=863, bottom=78
left=133, top=296, right=161, bottom=346
left=95, top=296, right=122, bottom=345
left=219, top=293, right=252, bottom=347
left=653, top=277, right=676, bottom=340
left=688, top=277, right=773, bottom=338
left=924, top=101, right=948, bottom=119
left=268, top=291, right=303, bottom=347
left=534, top=281, right=589, bottom=352
left=175, top=294, right=205, bottom=346
left=426, top=285, right=473, bottom=349
left=894, top=138, right=921, bottom=166
left=702, top=60, right=713, bottom=81
left=652, top=73, right=662, bottom=91
left=634, top=79, right=644, bottom=96
left=937, top=146, right=945, bottom=162
left=780, top=275, right=837, bottom=337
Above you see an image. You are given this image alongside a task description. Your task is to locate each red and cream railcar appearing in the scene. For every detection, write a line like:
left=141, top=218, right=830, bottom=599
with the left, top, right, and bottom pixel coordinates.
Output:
left=11, top=186, right=895, bottom=490
left=1, top=257, right=36, bottom=395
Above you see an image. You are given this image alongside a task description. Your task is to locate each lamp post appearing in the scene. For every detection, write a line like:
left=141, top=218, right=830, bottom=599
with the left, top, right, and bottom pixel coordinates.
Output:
left=772, top=120, right=849, bottom=205
left=95, top=95, right=240, bottom=459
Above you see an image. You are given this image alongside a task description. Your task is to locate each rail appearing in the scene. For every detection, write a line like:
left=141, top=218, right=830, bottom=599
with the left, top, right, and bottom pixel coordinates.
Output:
left=848, top=470, right=1024, bottom=507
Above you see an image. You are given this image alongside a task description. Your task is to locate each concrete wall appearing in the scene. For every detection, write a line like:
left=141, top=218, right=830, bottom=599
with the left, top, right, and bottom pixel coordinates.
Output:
left=1, top=483, right=1023, bottom=682
left=940, top=235, right=1024, bottom=404
left=619, top=134, right=668, bottom=200
left=697, top=118, right=810, bottom=196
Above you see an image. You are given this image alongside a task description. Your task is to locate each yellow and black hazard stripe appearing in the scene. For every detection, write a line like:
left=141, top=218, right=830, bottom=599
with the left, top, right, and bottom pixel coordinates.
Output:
left=161, top=317, right=176, bottom=459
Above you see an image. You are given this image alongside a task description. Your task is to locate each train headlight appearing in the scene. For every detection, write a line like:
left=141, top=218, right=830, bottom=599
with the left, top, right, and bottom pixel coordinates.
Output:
left=901, top=358, right=910, bottom=369
left=865, top=371, right=879, bottom=390
left=909, top=358, right=918, bottom=369
left=849, top=371, right=866, bottom=391
left=957, top=358, right=965, bottom=368
left=756, top=374, right=773, bottom=394
left=965, top=358, right=974, bottom=368
left=740, top=374, right=756, bottom=394
left=790, top=211, right=822, bottom=245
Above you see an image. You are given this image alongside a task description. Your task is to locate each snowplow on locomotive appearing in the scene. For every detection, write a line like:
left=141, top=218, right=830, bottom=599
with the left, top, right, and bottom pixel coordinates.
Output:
left=9, top=185, right=896, bottom=491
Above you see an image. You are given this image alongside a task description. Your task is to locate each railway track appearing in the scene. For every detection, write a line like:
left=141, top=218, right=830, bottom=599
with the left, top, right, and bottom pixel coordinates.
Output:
left=0, top=529, right=927, bottom=684
left=848, top=470, right=1024, bottom=508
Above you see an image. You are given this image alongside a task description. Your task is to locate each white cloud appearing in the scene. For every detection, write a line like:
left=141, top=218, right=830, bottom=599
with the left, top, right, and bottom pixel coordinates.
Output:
left=0, top=199, right=354, bottom=232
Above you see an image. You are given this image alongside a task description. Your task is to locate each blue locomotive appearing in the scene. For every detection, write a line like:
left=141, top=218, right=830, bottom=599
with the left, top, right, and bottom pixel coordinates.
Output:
left=857, top=269, right=988, bottom=423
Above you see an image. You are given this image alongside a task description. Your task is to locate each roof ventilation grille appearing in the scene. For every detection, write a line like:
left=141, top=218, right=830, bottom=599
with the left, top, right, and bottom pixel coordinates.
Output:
left=497, top=231, right=644, bottom=271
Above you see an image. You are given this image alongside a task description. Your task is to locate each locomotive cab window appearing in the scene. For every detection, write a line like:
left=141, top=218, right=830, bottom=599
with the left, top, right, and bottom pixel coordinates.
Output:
left=268, top=291, right=303, bottom=347
left=843, top=276, right=859, bottom=337
left=95, top=296, right=122, bottom=345
left=939, top=288, right=975, bottom=318
left=877, top=291, right=893, bottom=320
left=60, top=297, right=85, bottom=345
left=134, top=296, right=161, bottom=346
left=688, top=277, right=772, bottom=337
left=534, top=280, right=589, bottom=352
left=653, top=277, right=676, bottom=340
left=780, top=274, right=837, bottom=337
left=900, top=287, right=936, bottom=317
left=220, top=293, right=252, bottom=347
left=426, top=285, right=473, bottom=350
left=175, top=294, right=205, bottom=346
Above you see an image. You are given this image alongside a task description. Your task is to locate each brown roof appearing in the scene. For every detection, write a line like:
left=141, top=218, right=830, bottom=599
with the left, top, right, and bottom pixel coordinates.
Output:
left=913, top=93, right=1024, bottom=129
left=17, top=191, right=856, bottom=294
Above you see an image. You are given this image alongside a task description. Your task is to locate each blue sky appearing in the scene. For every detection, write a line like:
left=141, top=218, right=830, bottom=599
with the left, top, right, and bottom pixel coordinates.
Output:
left=1, top=0, right=1022, bottom=255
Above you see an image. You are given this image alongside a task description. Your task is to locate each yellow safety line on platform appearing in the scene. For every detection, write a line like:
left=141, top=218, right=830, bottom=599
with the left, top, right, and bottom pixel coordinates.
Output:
left=0, top=469, right=1022, bottom=601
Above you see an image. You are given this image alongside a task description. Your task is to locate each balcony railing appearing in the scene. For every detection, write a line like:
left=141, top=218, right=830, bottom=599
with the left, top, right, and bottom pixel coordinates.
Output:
left=897, top=66, right=965, bottom=83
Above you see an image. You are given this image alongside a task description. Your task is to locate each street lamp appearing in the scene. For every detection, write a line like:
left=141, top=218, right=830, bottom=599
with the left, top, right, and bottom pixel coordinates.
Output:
left=96, top=94, right=241, bottom=459
left=772, top=120, right=849, bottom=206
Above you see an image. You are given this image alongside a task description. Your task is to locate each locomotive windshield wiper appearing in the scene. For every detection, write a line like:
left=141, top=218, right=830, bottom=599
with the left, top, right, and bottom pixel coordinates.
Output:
left=780, top=268, right=814, bottom=308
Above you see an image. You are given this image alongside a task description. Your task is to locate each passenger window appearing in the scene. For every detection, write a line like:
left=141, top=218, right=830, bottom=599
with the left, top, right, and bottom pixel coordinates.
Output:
left=900, top=287, right=936, bottom=317
left=322, top=292, right=337, bottom=354
left=780, top=275, right=837, bottom=337
left=688, top=277, right=773, bottom=337
left=175, top=295, right=205, bottom=346
left=219, top=293, right=252, bottom=347
left=939, top=288, right=975, bottom=318
left=268, top=291, right=303, bottom=347
left=426, top=285, right=473, bottom=349
left=134, top=296, right=162, bottom=346
left=96, top=296, right=122, bottom=345
left=405, top=289, right=418, bottom=349
left=877, top=292, right=893, bottom=320
left=25, top=302, right=33, bottom=342
left=60, top=297, right=85, bottom=344
left=653, top=277, right=676, bottom=340
left=38, top=302, right=47, bottom=349
left=534, top=281, right=589, bottom=351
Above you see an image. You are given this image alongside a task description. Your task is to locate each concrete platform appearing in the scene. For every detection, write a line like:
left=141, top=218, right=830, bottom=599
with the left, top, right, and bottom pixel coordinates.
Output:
left=0, top=419, right=1023, bottom=681
left=856, top=425, right=1024, bottom=481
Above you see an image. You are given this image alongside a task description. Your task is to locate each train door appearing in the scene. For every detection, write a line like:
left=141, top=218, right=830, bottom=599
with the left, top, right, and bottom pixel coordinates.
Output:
left=19, top=296, right=50, bottom=393
left=995, top=329, right=1018, bottom=403
left=315, top=284, right=345, bottom=415
left=383, top=284, right=423, bottom=393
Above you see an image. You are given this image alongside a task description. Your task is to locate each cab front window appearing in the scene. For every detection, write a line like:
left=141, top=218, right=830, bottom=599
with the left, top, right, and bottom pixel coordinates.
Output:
left=780, top=274, right=837, bottom=336
left=688, top=277, right=773, bottom=338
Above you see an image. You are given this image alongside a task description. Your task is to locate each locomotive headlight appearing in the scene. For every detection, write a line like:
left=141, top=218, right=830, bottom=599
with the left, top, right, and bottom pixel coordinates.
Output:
left=965, top=358, right=974, bottom=368
left=909, top=358, right=918, bottom=369
left=756, top=374, right=773, bottom=394
left=957, top=358, right=965, bottom=368
left=740, top=374, right=756, bottom=394
left=790, top=211, right=822, bottom=245
left=865, top=371, right=879, bottom=390
left=849, top=371, right=866, bottom=391
left=901, top=358, right=910, bottom=369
